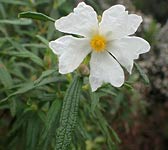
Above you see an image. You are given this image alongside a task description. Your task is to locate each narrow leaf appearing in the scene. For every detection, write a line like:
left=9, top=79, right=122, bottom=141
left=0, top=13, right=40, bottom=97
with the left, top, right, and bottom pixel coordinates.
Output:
left=34, top=69, right=56, bottom=84
left=134, top=62, right=150, bottom=84
left=9, top=99, right=16, bottom=116
left=0, top=82, right=34, bottom=103
left=3, top=50, right=44, bottom=67
left=0, top=75, right=65, bottom=103
left=26, top=116, right=41, bottom=150
left=93, top=109, right=119, bottom=149
left=40, top=100, right=61, bottom=147
left=0, top=19, right=32, bottom=25
left=44, top=100, right=61, bottom=136
left=6, top=38, right=44, bottom=67
left=55, top=76, right=82, bottom=150
left=55, top=0, right=67, bottom=8
left=0, top=0, right=29, bottom=5
left=0, top=60, right=13, bottom=88
left=36, top=35, right=49, bottom=46
left=18, top=11, right=55, bottom=22
left=90, top=92, right=99, bottom=113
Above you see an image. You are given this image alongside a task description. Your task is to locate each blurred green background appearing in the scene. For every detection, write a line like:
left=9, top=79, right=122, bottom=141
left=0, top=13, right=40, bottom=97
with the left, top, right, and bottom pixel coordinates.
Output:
left=0, top=0, right=168, bottom=150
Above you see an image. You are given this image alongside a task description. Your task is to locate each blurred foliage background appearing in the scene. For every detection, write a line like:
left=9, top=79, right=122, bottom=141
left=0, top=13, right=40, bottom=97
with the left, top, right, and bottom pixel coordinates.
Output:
left=0, top=0, right=168, bottom=150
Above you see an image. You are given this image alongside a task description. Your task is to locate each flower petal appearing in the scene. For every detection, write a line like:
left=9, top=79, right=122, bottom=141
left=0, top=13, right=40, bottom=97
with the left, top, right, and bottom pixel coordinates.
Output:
left=55, top=2, right=98, bottom=37
left=49, top=35, right=91, bottom=74
left=99, top=4, right=128, bottom=39
left=89, top=52, right=124, bottom=91
left=127, top=14, right=142, bottom=35
left=100, top=5, right=143, bottom=39
left=101, top=4, right=126, bottom=17
left=108, top=36, right=150, bottom=74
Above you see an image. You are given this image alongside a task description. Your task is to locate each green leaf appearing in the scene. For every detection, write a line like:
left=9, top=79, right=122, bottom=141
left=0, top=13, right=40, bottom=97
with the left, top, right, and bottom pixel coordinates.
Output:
left=43, top=100, right=61, bottom=136
left=124, top=82, right=133, bottom=90
left=23, top=43, right=46, bottom=49
left=4, top=50, right=44, bottom=67
left=6, top=38, right=44, bottom=67
left=55, top=0, right=67, bottom=8
left=9, top=99, right=17, bottom=116
left=0, top=0, right=29, bottom=5
left=0, top=72, right=65, bottom=103
left=93, top=110, right=119, bottom=149
left=36, top=35, right=49, bottom=46
left=39, top=100, right=61, bottom=148
left=36, top=76, right=65, bottom=87
left=26, top=116, right=41, bottom=150
left=34, top=69, right=56, bottom=84
left=11, top=82, right=35, bottom=96
left=7, top=38, right=26, bottom=51
left=0, top=3, right=6, bottom=18
left=35, top=0, right=49, bottom=6
left=0, top=82, right=34, bottom=103
left=90, top=92, right=100, bottom=113
left=9, top=112, right=29, bottom=135
left=0, top=60, right=13, bottom=88
left=55, top=76, right=82, bottom=150
left=100, top=88, right=117, bottom=96
left=134, top=62, right=150, bottom=84
left=0, top=19, right=32, bottom=25
left=18, top=11, right=55, bottom=22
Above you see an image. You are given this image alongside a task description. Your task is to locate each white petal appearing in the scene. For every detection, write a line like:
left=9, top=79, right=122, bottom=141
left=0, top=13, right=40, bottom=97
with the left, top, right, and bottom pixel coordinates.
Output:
left=99, top=4, right=128, bottom=39
left=49, top=35, right=91, bottom=74
left=100, top=5, right=143, bottom=39
left=108, top=36, right=150, bottom=74
left=101, top=4, right=126, bottom=17
left=89, top=52, right=124, bottom=91
left=55, top=2, right=98, bottom=37
left=49, top=36, right=72, bottom=56
left=127, top=14, right=142, bottom=35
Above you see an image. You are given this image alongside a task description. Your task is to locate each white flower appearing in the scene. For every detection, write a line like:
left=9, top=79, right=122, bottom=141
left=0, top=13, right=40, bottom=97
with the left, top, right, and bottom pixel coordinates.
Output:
left=49, top=2, right=150, bottom=92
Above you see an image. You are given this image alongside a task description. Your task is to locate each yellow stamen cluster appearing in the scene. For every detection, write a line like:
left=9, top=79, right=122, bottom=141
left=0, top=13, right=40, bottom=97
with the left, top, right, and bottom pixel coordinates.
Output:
left=90, top=34, right=107, bottom=52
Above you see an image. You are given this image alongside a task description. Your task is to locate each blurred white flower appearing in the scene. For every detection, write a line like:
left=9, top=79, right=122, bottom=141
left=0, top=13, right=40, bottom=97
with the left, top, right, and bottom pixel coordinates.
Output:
left=49, top=2, right=150, bottom=91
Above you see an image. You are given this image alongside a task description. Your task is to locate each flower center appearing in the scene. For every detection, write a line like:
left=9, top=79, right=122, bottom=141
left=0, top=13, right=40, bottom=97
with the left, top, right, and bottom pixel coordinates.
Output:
left=90, top=34, right=107, bottom=52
